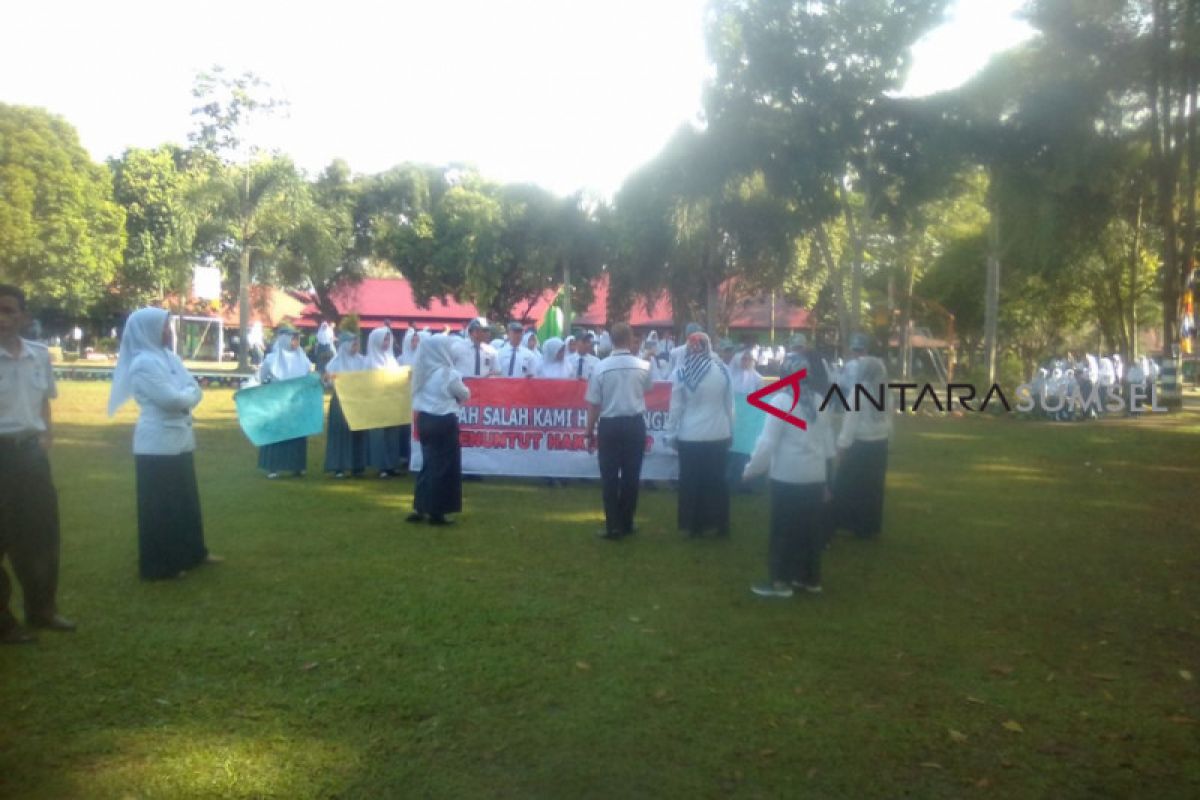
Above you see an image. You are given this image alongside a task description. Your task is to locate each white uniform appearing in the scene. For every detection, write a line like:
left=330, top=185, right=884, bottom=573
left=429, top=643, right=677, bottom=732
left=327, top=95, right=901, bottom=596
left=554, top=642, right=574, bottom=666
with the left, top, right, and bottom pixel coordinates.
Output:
left=496, top=341, right=538, bottom=378
left=566, top=352, right=599, bottom=381
left=453, top=339, right=498, bottom=377
left=0, top=338, right=56, bottom=435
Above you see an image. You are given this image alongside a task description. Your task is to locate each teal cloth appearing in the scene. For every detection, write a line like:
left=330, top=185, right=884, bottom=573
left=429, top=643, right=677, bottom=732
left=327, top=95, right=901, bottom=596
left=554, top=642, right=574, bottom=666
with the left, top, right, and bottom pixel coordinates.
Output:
left=235, top=374, right=325, bottom=447
left=731, top=393, right=767, bottom=455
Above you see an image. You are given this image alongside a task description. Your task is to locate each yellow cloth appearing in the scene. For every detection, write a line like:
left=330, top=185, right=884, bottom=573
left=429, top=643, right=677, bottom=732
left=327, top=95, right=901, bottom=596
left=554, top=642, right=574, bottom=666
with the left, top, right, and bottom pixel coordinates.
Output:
left=333, top=367, right=412, bottom=430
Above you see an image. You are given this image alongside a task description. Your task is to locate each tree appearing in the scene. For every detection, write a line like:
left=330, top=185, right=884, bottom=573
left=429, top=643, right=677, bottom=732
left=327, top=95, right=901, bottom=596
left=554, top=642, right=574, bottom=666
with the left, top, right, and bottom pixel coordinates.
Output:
left=275, top=160, right=367, bottom=323
left=0, top=104, right=125, bottom=315
left=189, top=66, right=291, bottom=370
left=108, top=145, right=194, bottom=306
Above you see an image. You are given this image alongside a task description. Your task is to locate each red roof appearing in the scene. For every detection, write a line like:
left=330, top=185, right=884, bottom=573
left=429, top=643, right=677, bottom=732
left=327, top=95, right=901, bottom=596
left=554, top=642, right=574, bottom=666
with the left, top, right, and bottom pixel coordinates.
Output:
left=297, top=279, right=556, bottom=329
left=299, top=275, right=810, bottom=331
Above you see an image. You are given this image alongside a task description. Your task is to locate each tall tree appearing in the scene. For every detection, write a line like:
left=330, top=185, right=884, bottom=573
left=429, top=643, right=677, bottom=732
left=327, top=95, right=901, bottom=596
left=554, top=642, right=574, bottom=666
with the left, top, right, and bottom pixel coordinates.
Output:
left=0, top=104, right=125, bottom=315
left=189, top=66, right=290, bottom=369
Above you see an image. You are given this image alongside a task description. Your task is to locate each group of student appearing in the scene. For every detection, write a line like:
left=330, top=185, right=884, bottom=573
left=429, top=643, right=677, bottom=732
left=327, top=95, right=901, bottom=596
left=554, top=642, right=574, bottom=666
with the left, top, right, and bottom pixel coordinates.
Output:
left=0, top=286, right=893, bottom=644
left=1031, top=352, right=1160, bottom=419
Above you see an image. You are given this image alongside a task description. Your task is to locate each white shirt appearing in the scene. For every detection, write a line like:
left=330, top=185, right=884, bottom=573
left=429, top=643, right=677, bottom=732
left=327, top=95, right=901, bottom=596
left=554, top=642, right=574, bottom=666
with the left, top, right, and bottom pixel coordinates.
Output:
left=496, top=341, right=538, bottom=378
left=0, top=338, right=56, bottom=435
left=412, top=367, right=470, bottom=416
left=453, top=339, right=499, bottom=377
left=1097, top=357, right=1116, bottom=387
left=538, top=357, right=573, bottom=379
left=585, top=349, right=653, bottom=418
left=130, top=351, right=203, bottom=455
left=668, top=362, right=735, bottom=442
left=837, top=405, right=893, bottom=449
left=566, top=352, right=599, bottom=381
left=667, top=344, right=688, bottom=378
left=744, top=397, right=836, bottom=485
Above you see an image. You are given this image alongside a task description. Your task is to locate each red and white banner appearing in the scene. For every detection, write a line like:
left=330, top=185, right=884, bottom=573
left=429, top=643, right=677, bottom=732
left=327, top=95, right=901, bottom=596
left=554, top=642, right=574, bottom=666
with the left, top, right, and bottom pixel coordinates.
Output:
left=409, top=378, right=679, bottom=479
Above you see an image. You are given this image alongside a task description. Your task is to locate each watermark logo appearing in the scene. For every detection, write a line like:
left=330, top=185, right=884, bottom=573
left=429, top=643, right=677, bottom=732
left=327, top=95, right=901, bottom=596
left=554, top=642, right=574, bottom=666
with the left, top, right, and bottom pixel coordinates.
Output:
left=747, top=368, right=809, bottom=430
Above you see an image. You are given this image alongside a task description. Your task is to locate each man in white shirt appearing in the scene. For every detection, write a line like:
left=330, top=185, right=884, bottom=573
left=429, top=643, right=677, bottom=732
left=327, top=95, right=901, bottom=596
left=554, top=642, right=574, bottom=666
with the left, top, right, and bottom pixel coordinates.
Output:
left=0, top=284, right=75, bottom=644
left=496, top=322, right=538, bottom=378
left=453, top=317, right=498, bottom=378
left=567, top=332, right=600, bottom=381
left=585, top=323, right=654, bottom=540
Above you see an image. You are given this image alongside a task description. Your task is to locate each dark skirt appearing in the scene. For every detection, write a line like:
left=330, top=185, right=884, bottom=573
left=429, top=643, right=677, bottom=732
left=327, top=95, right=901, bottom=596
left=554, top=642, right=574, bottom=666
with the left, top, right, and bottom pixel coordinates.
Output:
left=258, top=437, right=308, bottom=474
left=367, top=426, right=406, bottom=472
left=834, top=438, right=888, bottom=538
left=324, top=394, right=366, bottom=475
left=677, top=438, right=731, bottom=536
left=414, top=411, right=462, bottom=517
left=768, top=480, right=828, bottom=586
left=136, top=453, right=207, bottom=580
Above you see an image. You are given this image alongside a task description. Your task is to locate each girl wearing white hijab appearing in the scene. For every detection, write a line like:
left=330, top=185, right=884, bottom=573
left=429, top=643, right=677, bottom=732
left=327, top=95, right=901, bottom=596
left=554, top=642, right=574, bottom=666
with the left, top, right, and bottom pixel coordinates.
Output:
left=108, top=307, right=217, bottom=580
left=256, top=328, right=313, bottom=478
left=323, top=332, right=367, bottom=477
left=247, top=321, right=266, bottom=365
left=537, top=337, right=572, bottom=378
left=314, top=321, right=336, bottom=374
left=400, top=328, right=419, bottom=366
left=667, top=332, right=735, bottom=538
left=407, top=334, right=470, bottom=525
left=522, top=330, right=543, bottom=374
left=641, top=331, right=669, bottom=381
left=365, top=327, right=407, bottom=477
left=833, top=356, right=892, bottom=539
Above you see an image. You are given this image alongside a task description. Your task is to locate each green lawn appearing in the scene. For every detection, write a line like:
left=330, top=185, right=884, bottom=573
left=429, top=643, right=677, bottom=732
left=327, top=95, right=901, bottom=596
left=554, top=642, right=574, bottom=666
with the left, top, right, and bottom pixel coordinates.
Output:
left=2, top=382, right=1198, bottom=799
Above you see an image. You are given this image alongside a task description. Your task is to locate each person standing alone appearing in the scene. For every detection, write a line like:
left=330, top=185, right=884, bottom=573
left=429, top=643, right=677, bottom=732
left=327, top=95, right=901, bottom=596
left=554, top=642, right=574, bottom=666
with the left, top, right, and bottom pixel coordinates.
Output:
left=0, top=284, right=75, bottom=643
left=585, top=322, right=653, bottom=540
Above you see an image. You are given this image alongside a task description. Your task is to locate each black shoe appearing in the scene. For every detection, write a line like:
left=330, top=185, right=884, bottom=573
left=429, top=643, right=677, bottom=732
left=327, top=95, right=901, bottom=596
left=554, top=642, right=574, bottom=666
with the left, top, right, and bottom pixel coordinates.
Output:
left=596, top=529, right=622, bottom=540
left=405, top=513, right=425, bottom=523
left=1, top=626, right=37, bottom=645
left=428, top=515, right=454, bottom=526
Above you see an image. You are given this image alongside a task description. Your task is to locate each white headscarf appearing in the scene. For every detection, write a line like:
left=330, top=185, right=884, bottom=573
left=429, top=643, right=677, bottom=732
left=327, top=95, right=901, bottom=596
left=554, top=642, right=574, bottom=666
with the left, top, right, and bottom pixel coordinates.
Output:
left=108, top=307, right=172, bottom=416
left=367, top=327, right=399, bottom=370
left=261, top=331, right=313, bottom=382
left=400, top=328, right=419, bottom=365
left=731, top=349, right=763, bottom=394
left=316, top=322, right=335, bottom=346
left=522, top=331, right=539, bottom=352
left=325, top=334, right=365, bottom=374
left=247, top=321, right=265, bottom=348
left=412, top=333, right=458, bottom=395
left=539, top=337, right=571, bottom=378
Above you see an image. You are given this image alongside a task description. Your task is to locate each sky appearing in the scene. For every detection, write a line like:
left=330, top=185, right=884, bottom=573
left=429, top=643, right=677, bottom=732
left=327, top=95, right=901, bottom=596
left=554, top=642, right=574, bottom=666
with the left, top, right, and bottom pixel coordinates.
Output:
left=1, top=0, right=1033, bottom=198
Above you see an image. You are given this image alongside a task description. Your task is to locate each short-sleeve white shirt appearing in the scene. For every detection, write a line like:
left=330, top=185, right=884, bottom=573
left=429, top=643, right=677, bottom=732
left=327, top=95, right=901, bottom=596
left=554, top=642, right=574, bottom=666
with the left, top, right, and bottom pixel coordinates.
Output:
left=0, top=338, right=57, bottom=435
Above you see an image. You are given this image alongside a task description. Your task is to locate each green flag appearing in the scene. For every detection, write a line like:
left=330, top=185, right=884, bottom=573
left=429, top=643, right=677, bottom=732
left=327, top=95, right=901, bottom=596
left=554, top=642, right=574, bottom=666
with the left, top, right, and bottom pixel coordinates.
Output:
left=538, top=292, right=564, bottom=341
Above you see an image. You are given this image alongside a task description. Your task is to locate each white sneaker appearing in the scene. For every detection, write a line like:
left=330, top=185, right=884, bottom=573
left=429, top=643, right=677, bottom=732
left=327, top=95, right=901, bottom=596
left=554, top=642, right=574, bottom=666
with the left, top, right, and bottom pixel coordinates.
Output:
left=267, top=472, right=279, bottom=479
left=804, top=584, right=823, bottom=594
left=751, top=582, right=794, bottom=598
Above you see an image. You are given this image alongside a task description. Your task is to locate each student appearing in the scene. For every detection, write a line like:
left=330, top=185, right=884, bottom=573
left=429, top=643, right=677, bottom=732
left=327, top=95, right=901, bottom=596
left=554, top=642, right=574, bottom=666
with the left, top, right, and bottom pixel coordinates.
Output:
left=364, top=327, right=406, bottom=478
left=0, top=285, right=75, bottom=643
left=668, top=323, right=703, bottom=377
left=522, top=330, right=543, bottom=374
left=667, top=333, right=735, bottom=538
left=728, top=348, right=764, bottom=487
left=833, top=356, right=893, bottom=539
left=538, top=337, right=572, bottom=378
left=585, top=323, right=654, bottom=540
left=642, top=332, right=670, bottom=381
left=496, top=322, right=538, bottom=378
left=323, top=332, right=367, bottom=477
left=257, top=328, right=313, bottom=478
left=314, top=321, right=336, bottom=374
left=744, top=354, right=836, bottom=597
left=108, top=307, right=220, bottom=581
left=407, top=335, right=470, bottom=525
left=453, top=317, right=498, bottom=377
left=567, top=332, right=600, bottom=381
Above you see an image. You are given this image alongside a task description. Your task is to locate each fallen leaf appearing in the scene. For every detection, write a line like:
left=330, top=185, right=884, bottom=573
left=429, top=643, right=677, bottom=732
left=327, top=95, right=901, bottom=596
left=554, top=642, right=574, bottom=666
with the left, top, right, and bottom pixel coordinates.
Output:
left=920, top=762, right=944, bottom=770
left=966, top=696, right=986, bottom=705
left=976, top=777, right=992, bottom=788
left=989, top=665, right=1015, bottom=677
left=628, top=616, right=642, bottom=624
left=301, top=661, right=319, bottom=671
left=154, top=698, right=170, bottom=706
left=949, top=729, right=969, bottom=743
left=759, top=749, right=777, bottom=758
left=1002, top=720, right=1025, bottom=733
left=653, top=688, right=669, bottom=700
left=1180, top=670, right=1194, bottom=682
left=575, top=661, right=591, bottom=671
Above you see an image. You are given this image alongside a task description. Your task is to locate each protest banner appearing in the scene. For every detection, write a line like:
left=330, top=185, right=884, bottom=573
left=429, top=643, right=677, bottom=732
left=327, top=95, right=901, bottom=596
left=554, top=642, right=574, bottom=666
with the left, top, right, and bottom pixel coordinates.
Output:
left=334, top=367, right=413, bottom=430
left=234, top=374, right=325, bottom=447
left=409, top=378, right=680, bottom=479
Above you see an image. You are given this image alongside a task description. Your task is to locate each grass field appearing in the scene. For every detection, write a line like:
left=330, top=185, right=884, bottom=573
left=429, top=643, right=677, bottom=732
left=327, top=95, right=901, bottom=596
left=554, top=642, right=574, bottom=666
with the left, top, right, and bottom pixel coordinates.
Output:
left=2, top=382, right=1198, bottom=799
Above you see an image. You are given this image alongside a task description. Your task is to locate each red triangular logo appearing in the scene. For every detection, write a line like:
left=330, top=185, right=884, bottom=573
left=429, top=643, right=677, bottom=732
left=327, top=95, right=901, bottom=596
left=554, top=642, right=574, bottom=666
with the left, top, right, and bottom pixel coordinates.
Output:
left=747, top=369, right=808, bottom=431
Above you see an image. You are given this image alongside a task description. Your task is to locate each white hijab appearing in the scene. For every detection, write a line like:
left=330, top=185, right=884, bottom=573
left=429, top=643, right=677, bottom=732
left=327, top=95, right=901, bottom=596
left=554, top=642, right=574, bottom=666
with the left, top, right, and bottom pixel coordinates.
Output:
left=730, top=349, right=763, bottom=394
left=316, top=322, right=335, bottom=346
left=247, top=321, right=265, bottom=348
left=326, top=335, right=365, bottom=374
left=539, top=337, right=571, bottom=378
left=108, top=307, right=174, bottom=416
left=400, top=328, right=419, bottom=365
left=522, top=331, right=539, bottom=352
left=261, top=331, right=313, bottom=382
left=412, top=333, right=459, bottom=395
left=367, top=327, right=399, bottom=370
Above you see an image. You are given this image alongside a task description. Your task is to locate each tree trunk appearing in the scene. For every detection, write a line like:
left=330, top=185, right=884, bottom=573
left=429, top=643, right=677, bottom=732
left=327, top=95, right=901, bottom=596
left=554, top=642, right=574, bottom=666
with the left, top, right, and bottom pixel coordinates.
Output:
left=900, top=262, right=916, bottom=380
left=984, top=208, right=1001, bottom=385
left=237, top=238, right=251, bottom=372
left=840, top=187, right=864, bottom=333
left=1129, top=193, right=1143, bottom=361
left=814, top=224, right=849, bottom=355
